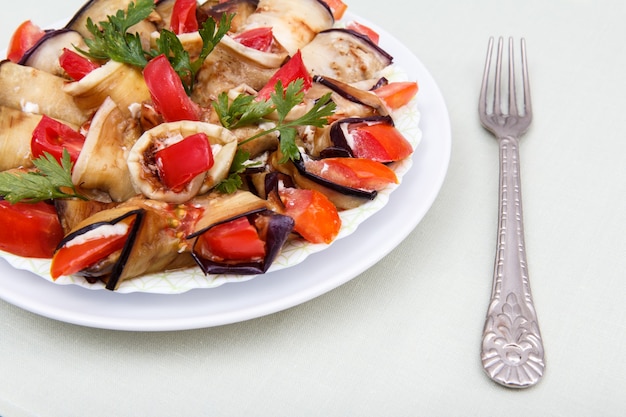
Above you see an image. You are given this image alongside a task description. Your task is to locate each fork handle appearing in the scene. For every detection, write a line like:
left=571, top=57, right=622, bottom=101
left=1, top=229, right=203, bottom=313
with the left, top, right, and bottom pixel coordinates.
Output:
left=480, top=136, right=545, bottom=388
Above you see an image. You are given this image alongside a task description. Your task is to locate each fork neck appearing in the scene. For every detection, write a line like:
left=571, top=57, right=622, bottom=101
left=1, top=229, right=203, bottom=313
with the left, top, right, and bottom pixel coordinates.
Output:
left=497, top=135, right=521, bottom=145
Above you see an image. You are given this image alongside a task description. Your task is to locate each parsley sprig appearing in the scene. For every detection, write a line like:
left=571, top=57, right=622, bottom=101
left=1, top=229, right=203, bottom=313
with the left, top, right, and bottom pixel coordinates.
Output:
left=155, top=13, right=233, bottom=94
left=0, top=150, right=87, bottom=204
left=79, top=0, right=232, bottom=94
left=215, top=149, right=254, bottom=194
left=213, top=93, right=274, bottom=130
left=215, top=79, right=336, bottom=163
left=81, top=0, right=153, bottom=67
left=213, top=79, right=336, bottom=193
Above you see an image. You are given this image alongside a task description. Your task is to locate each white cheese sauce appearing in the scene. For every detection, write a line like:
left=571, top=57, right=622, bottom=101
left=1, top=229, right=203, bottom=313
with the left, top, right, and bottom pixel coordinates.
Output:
left=65, top=223, right=129, bottom=248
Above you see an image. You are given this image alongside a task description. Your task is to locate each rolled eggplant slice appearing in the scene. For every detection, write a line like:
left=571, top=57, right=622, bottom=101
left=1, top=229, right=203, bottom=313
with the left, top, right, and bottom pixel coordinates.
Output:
left=71, top=97, right=141, bottom=202
left=153, top=0, right=176, bottom=30
left=54, top=198, right=119, bottom=235
left=191, top=34, right=289, bottom=106
left=0, top=60, right=89, bottom=126
left=186, top=190, right=286, bottom=275
left=310, top=75, right=389, bottom=118
left=63, top=60, right=151, bottom=118
left=127, top=121, right=238, bottom=203
left=242, top=0, right=334, bottom=55
left=53, top=198, right=196, bottom=290
left=198, top=0, right=260, bottom=33
left=65, top=0, right=157, bottom=51
left=0, top=107, right=41, bottom=171
left=268, top=150, right=377, bottom=210
left=154, top=0, right=258, bottom=32
left=189, top=207, right=295, bottom=276
left=190, top=190, right=269, bottom=231
left=300, top=29, right=393, bottom=83
left=328, top=115, right=395, bottom=157
left=18, top=29, right=87, bottom=78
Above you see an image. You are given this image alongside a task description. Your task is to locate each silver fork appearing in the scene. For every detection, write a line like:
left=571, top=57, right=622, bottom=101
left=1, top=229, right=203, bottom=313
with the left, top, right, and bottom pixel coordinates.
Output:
left=478, top=37, right=545, bottom=388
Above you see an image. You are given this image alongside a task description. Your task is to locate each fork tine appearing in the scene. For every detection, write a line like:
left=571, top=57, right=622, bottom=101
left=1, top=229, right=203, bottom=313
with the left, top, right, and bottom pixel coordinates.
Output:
left=479, top=36, right=494, bottom=116
left=493, top=37, right=504, bottom=116
left=508, top=37, right=518, bottom=117
left=521, top=38, right=532, bottom=120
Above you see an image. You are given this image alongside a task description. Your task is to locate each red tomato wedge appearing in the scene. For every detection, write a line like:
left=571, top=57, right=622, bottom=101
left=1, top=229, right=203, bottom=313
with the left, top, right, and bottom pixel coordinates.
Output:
left=279, top=187, right=341, bottom=244
left=59, top=48, right=101, bottom=81
left=322, top=0, right=348, bottom=20
left=196, top=217, right=266, bottom=261
left=7, top=20, right=45, bottom=63
left=233, top=27, right=273, bottom=52
left=256, top=50, right=312, bottom=101
left=305, top=157, right=398, bottom=191
left=346, top=21, right=379, bottom=45
left=349, top=123, right=413, bottom=162
left=0, top=201, right=64, bottom=258
left=31, top=115, right=85, bottom=164
left=373, top=81, right=419, bottom=110
left=50, top=222, right=132, bottom=279
left=170, top=0, right=199, bottom=34
left=155, top=132, right=214, bottom=192
left=143, top=54, right=201, bottom=122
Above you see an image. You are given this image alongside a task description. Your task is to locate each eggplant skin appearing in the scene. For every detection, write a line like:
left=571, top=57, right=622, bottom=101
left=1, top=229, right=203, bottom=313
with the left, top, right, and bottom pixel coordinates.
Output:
left=290, top=152, right=378, bottom=201
left=53, top=199, right=196, bottom=290
left=190, top=210, right=295, bottom=275
left=328, top=115, right=395, bottom=157
left=54, top=208, right=145, bottom=289
left=198, top=0, right=259, bottom=33
left=301, top=28, right=394, bottom=83
left=18, top=29, right=86, bottom=78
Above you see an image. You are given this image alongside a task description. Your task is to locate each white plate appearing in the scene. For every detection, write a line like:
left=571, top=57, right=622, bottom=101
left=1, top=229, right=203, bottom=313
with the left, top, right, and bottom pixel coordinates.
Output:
left=0, top=12, right=451, bottom=330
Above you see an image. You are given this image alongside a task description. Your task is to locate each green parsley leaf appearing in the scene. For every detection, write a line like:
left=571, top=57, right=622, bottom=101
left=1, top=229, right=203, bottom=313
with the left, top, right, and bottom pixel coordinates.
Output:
left=215, top=149, right=255, bottom=194
left=0, top=150, right=87, bottom=204
left=80, top=0, right=154, bottom=67
left=154, top=13, right=233, bottom=94
left=191, top=13, right=234, bottom=76
left=271, top=79, right=306, bottom=122
left=154, top=29, right=193, bottom=83
left=213, top=92, right=274, bottom=129
left=230, top=79, right=336, bottom=163
left=78, top=0, right=233, bottom=95
left=276, top=126, right=300, bottom=163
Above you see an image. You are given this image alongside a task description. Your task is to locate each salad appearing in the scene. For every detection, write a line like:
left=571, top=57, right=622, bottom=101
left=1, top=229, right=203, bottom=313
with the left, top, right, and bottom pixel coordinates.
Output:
left=0, top=0, right=419, bottom=292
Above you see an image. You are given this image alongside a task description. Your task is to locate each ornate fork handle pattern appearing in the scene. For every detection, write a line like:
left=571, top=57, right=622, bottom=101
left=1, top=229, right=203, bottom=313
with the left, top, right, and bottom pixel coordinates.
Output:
left=480, top=135, right=545, bottom=388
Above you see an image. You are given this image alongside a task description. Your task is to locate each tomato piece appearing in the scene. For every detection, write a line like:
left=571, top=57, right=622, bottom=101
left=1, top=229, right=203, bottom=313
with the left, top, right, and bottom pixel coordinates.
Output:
left=170, top=0, right=199, bottom=34
left=349, top=123, right=413, bottom=162
left=305, top=157, right=398, bottom=191
left=373, top=81, right=419, bottom=110
left=322, top=0, right=348, bottom=20
left=196, top=217, right=266, bottom=261
left=58, top=48, right=100, bottom=81
left=279, top=187, right=341, bottom=244
left=7, top=20, right=45, bottom=63
left=31, top=115, right=85, bottom=165
left=50, top=222, right=132, bottom=279
left=0, top=201, right=64, bottom=258
left=256, top=50, right=312, bottom=101
left=233, top=27, right=273, bottom=52
left=143, top=54, right=200, bottom=122
left=155, top=132, right=214, bottom=191
left=346, top=21, right=379, bottom=45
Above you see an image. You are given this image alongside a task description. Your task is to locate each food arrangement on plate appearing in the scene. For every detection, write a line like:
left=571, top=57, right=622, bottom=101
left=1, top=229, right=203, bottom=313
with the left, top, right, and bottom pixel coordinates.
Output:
left=0, top=0, right=420, bottom=293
